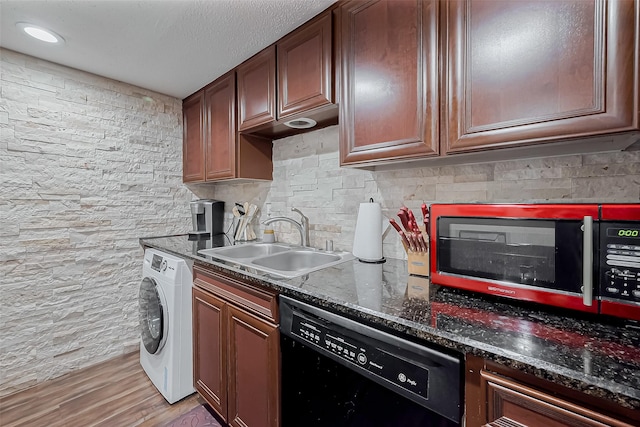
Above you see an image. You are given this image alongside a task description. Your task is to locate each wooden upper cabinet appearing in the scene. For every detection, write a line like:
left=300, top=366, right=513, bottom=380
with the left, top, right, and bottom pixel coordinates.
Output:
left=237, top=46, right=277, bottom=131
left=182, top=91, right=206, bottom=182
left=443, top=0, right=639, bottom=154
left=182, top=72, right=272, bottom=183
left=277, top=10, right=333, bottom=119
left=339, top=0, right=439, bottom=166
left=205, top=71, right=236, bottom=180
left=238, top=8, right=337, bottom=138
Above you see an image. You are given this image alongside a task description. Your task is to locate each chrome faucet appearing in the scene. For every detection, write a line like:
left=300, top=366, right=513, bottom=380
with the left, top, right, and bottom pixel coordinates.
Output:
left=263, top=207, right=310, bottom=247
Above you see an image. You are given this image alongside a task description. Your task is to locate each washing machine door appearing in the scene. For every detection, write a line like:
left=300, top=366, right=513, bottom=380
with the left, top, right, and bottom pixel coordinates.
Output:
left=139, top=277, right=168, bottom=354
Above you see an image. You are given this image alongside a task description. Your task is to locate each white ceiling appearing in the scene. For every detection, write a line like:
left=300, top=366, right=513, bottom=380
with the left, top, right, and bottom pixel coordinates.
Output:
left=0, top=0, right=337, bottom=99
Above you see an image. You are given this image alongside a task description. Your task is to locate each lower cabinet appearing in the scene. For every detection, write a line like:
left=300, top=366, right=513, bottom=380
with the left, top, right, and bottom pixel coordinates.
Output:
left=481, top=371, right=635, bottom=427
left=192, top=287, right=226, bottom=417
left=466, top=355, right=639, bottom=427
left=192, top=266, right=280, bottom=427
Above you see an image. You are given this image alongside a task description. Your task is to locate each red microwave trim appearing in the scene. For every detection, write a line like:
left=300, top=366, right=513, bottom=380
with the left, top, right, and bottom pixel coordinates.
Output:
left=430, top=273, right=599, bottom=314
left=429, top=203, right=599, bottom=220
left=600, top=204, right=640, bottom=221
left=599, top=300, right=640, bottom=322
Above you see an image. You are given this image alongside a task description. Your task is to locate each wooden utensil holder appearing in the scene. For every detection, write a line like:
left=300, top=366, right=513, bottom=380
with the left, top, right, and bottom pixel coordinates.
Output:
left=407, top=250, right=429, bottom=277
left=402, top=226, right=429, bottom=277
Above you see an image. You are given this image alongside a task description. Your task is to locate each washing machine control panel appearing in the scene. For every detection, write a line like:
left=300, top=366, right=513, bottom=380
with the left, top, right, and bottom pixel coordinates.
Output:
left=151, top=254, right=164, bottom=272
left=148, top=253, right=180, bottom=279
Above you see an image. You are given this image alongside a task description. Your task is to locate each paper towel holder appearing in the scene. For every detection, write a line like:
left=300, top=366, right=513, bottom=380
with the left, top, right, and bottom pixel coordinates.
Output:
left=353, top=197, right=387, bottom=264
left=358, top=257, right=386, bottom=264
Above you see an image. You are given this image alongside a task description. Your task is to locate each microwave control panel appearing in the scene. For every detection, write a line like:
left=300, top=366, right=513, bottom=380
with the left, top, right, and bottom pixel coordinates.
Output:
left=600, top=223, right=640, bottom=302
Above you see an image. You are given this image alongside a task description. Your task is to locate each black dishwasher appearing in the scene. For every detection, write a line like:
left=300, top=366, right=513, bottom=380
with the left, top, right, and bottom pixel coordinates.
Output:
left=279, top=295, right=463, bottom=427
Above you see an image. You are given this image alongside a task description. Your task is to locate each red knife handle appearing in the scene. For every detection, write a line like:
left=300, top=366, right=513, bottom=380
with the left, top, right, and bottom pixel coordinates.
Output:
left=407, top=209, right=419, bottom=232
left=421, top=203, right=430, bottom=232
left=402, top=231, right=413, bottom=251
left=406, top=233, right=416, bottom=251
left=397, top=210, right=411, bottom=231
left=417, top=232, right=428, bottom=252
left=389, top=218, right=402, bottom=233
left=412, top=232, right=421, bottom=252
left=390, top=219, right=411, bottom=249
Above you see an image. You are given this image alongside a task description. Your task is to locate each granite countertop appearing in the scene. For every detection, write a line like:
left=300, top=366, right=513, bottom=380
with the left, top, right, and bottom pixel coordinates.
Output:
left=140, top=234, right=640, bottom=411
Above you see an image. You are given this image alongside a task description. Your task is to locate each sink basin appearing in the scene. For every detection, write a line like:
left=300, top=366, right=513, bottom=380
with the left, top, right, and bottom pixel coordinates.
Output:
left=201, top=243, right=290, bottom=259
left=198, top=242, right=353, bottom=278
left=251, top=251, right=341, bottom=272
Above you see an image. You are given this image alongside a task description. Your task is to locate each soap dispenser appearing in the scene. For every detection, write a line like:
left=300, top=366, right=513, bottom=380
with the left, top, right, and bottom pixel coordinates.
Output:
left=263, top=203, right=276, bottom=243
left=263, top=226, right=275, bottom=243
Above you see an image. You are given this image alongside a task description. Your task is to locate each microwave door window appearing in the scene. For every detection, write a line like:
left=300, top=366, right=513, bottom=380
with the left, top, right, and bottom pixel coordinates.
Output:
left=438, top=218, right=584, bottom=293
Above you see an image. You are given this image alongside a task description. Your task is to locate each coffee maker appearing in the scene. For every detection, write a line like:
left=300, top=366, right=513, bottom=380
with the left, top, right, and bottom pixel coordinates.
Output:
left=189, top=199, right=224, bottom=240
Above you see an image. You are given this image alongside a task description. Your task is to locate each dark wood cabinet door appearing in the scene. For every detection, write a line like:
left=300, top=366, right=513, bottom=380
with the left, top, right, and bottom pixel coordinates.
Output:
left=182, top=91, right=205, bottom=182
left=192, top=287, right=227, bottom=421
left=237, top=46, right=277, bottom=131
left=443, top=0, right=639, bottom=154
left=339, top=0, right=439, bottom=166
left=481, top=371, right=634, bottom=427
left=204, top=71, right=236, bottom=180
left=227, top=305, right=280, bottom=427
left=277, top=10, right=333, bottom=119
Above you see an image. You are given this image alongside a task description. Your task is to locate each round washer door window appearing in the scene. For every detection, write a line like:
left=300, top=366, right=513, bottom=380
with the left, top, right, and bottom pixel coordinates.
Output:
left=139, top=277, right=168, bottom=354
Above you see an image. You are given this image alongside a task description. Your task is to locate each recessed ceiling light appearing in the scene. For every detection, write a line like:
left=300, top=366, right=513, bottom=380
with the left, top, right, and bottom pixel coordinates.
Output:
left=16, top=22, right=64, bottom=44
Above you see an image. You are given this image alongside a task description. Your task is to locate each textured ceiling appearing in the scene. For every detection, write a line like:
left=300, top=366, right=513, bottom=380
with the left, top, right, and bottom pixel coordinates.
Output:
left=0, top=0, right=337, bottom=99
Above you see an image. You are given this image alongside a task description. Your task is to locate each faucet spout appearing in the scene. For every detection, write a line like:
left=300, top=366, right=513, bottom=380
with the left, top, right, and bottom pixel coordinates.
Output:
left=262, top=207, right=309, bottom=247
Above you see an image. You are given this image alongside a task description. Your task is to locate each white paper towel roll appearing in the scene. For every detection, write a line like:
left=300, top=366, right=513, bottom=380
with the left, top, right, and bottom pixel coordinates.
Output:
left=352, top=201, right=384, bottom=262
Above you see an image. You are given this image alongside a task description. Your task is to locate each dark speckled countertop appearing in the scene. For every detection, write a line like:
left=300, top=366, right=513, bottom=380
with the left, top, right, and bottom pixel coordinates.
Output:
left=140, top=234, right=640, bottom=411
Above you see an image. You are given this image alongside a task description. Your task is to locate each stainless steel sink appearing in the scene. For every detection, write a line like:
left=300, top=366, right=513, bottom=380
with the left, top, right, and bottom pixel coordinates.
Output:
left=203, top=243, right=291, bottom=259
left=198, top=243, right=353, bottom=278
left=252, top=250, right=342, bottom=272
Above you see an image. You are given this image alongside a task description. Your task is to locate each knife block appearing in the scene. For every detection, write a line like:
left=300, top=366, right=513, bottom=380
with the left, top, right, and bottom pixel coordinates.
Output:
left=407, top=250, right=429, bottom=277
left=403, top=226, right=429, bottom=277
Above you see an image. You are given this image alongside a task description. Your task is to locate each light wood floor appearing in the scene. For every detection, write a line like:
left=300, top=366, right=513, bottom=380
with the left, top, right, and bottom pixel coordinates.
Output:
left=0, top=351, right=208, bottom=427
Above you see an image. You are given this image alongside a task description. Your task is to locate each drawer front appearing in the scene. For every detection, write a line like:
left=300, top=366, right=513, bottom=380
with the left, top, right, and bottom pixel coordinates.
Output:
left=193, top=265, right=278, bottom=323
left=482, top=371, right=633, bottom=427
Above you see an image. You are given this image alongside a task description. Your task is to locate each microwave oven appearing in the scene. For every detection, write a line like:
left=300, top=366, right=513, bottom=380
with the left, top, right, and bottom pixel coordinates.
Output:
left=429, top=204, right=640, bottom=321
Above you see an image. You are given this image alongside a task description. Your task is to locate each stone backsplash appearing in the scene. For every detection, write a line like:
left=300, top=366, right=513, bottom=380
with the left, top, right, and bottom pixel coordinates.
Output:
left=195, top=125, right=640, bottom=260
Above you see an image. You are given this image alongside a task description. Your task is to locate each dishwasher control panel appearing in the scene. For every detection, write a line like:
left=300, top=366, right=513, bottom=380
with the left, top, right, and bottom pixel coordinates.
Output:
left=291, top=313, right=431, bottom=400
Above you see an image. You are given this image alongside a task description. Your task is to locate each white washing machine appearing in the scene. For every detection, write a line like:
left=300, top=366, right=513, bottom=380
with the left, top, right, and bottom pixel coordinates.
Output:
left=139, top=248, right=195, bottom=404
